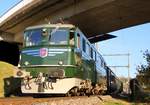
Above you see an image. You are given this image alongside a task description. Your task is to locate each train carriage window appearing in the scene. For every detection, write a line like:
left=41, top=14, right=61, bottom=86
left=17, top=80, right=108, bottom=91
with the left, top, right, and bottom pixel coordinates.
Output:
left=97, top=55, right=102, bottom=67
left=101, top=57, right=104, bottom=67
left=93, top=50, right=96, bottom=61
left=99, top=57, right=101, bottom=66
left=82, top=38, right=86, bottom=52
left=87, top=43, right=90, bottom=56
left=94, top=52, right=97, bottom=61
left=90, top=48, right=93, bottom=59
left=100, top=56, right=103, bottom=67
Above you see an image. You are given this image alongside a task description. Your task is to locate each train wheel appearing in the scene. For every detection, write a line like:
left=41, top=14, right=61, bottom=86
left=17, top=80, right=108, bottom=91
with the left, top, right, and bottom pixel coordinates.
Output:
left=80, top=91, right=86, bottom=96
left=86, top=89, right=91, bottom=97
left=73, top=88, right=80, bottom=96
left=66, top=91, right=72, bottom=97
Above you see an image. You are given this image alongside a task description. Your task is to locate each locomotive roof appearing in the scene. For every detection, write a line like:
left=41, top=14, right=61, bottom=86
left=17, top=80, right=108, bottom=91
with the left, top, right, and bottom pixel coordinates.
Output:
left=25, top=24, right=75, bottom=30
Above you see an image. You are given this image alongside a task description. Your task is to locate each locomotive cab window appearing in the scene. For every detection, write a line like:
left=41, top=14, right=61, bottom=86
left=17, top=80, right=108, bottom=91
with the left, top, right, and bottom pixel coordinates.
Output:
left=24, top=29, right=42, bottom=47
left=49, top=29, right=68, bottom=45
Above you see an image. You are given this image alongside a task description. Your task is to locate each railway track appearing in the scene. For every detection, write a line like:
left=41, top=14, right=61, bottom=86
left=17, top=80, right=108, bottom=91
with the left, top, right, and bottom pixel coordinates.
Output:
left=0, top=96, right=103, bottom=105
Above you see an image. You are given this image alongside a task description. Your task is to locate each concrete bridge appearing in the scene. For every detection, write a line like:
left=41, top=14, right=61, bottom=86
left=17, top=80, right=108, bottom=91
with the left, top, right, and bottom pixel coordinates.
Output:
left=0, top=0, right=150, bottom=43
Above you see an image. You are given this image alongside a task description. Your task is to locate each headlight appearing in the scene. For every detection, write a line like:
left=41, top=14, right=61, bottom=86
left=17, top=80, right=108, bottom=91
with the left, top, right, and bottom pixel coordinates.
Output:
left=16, top=71, right=23, bottom=76
left=24, top=61, right=29, bottom=65
left=58, top=60, right=63, bottom=65
left=42, top=28, right=48, bottom=36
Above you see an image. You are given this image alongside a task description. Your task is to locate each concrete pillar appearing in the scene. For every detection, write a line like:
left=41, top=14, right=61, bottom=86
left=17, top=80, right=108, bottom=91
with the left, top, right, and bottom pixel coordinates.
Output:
left=0, top=31, right=14, bottom=42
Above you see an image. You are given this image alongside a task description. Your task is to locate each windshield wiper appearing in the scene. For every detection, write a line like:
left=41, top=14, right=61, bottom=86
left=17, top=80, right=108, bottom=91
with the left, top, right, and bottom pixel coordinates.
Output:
left=50, top=23, right=61, bottom=35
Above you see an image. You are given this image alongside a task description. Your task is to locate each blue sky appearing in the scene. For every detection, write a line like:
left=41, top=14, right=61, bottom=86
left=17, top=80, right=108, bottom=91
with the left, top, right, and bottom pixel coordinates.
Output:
left=0, top=0, right=21, bottom=17
left=0, top=0, right=150, bottom=78
left=99, top=23, right=150, bottom=78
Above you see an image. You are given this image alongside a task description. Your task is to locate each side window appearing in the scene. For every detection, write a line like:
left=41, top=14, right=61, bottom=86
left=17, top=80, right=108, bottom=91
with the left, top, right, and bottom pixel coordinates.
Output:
left=101, top=57, right=104, bottom=67
left=98, top=55, right=101, bottom=66
left=82, top=38, right=86, bottom=52
left=87, top=43, right=90, bottom=56
left=94, top=51, right=97, bottom=61
left=93, top=51, right=96, bottom=61
left=90, top=48, right=93, bottom=59
left=77, top=33, right=80, bottom=48
left=69, top=30, right=74, bottom=45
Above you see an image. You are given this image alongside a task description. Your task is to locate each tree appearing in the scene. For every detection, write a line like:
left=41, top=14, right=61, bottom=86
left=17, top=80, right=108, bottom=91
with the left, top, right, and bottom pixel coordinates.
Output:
left=136, top=50, right=150, bottom=89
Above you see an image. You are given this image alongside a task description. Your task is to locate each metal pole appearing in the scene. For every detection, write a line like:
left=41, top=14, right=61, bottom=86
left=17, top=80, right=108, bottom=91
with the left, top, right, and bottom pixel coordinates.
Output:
left=103, top=53, right=130, bottom=93
left=128, top=53, right=130, bottom=94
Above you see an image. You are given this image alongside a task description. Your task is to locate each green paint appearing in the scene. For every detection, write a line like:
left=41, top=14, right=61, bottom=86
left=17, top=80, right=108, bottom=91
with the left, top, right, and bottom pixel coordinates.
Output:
left=20, top=24, right=107, bottom=87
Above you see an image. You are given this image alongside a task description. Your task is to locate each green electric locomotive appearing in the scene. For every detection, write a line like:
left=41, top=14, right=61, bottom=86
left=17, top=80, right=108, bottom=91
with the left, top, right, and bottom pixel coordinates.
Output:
left=15, top=23, right=114, bottom=95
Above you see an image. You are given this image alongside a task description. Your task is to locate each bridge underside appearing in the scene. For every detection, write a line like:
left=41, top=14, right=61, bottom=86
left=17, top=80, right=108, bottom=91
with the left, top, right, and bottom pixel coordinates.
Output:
left=69, top=0, right=150, bottom=37
left=0, top=0, right=150, bottom=42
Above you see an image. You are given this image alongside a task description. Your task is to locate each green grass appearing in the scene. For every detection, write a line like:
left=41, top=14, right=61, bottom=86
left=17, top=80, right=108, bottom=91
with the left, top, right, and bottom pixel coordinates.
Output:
left=104, top=101, right=124, bottom=105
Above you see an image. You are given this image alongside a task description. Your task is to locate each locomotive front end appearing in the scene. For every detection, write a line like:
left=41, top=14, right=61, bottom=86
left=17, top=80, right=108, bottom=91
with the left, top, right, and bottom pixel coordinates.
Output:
left=18, top=24, right=82, bottom=94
